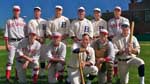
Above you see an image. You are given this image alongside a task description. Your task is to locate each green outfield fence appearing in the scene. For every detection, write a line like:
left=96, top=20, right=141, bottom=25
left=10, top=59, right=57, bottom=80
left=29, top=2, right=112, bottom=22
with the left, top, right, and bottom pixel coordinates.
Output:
left=135, top=33, right=150, bottom=41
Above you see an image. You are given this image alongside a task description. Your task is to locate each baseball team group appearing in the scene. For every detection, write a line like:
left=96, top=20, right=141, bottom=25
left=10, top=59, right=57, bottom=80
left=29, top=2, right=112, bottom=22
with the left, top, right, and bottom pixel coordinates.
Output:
left=3, top=4, right=145, bottom=84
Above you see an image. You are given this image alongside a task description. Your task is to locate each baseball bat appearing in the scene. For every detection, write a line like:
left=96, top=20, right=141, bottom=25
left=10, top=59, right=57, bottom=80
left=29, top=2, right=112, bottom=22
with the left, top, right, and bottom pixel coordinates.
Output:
left=78, top=53, right=85, bottom=84
left=129, top=21, right=135, bottom=43
left=45, top=62, right=51, bottom=70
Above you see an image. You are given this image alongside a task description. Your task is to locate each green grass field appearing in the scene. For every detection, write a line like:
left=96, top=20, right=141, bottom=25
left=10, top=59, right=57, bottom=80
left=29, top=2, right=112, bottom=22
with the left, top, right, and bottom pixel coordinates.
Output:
left=0, top=39, right=150, bottom=84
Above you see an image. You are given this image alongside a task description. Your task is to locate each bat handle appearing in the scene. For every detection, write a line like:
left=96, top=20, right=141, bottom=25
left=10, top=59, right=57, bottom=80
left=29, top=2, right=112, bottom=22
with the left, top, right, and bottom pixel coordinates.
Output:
left=45, top=63, right=51, bottom=70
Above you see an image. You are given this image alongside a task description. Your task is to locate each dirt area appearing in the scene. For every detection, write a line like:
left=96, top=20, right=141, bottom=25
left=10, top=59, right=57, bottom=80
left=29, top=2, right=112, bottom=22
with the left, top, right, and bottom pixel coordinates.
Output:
left=0, top=46, right=5, bottom=50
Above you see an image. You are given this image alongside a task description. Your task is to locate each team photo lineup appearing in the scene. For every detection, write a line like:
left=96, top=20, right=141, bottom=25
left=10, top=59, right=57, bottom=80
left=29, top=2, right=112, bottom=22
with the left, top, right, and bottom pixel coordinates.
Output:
left=3, top=4, right=146, bottom=84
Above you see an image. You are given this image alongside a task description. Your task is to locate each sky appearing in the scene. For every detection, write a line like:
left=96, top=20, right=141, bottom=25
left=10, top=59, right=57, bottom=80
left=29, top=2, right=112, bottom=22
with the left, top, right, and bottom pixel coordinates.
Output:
left=0, top=0, right=134, bottom=28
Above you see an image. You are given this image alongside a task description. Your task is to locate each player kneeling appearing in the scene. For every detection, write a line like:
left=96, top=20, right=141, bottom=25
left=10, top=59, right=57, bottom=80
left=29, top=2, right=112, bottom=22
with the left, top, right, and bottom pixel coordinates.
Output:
left=46, top=32, right=66, bottom=84
left=15, top=31, right=41, bottom=84
left=91, top=29, right=115, bottom=84
left=67, top=33, right=98, bottom=84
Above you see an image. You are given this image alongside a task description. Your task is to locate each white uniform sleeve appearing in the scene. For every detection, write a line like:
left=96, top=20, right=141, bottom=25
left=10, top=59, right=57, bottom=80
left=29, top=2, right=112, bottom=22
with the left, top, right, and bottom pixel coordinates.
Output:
left=4, top=21, right=9, bottom=38
left=89, top=48, right=95, bottom=65
left=28, top=20, right=34, bottom=34
left=88, top=21, right=93, bottom=38
left=65, top=19, right=70, bottom=34
left=108, top=20, right=115, bottom=37
left=32, top=43, right=41, bottom=61
left=46, top=21, right=53, bottom=36
left=46, top=45, right=53, bottom=59
left=23, top=21, right=28, bottom=37
left=69, top=21, right=76, bottom=37
left=17, top=40, right=24, bottom=56
left=59, top=44, right=66, bottom=60
left=133, top=36, right=140, bottom=54
left=112, top=37, right=120, bottom=55
left=103, top=20, right=108, bottom=30
left=107, top=42, right=115, bottom=62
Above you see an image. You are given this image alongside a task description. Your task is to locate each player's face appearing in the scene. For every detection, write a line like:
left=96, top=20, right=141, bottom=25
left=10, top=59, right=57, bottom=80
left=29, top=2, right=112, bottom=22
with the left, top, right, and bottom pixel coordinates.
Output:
left=114, top=9, right=121, bottom=18
left=78, top=10, right=85, bottom=20
left=55, top=8, right=63, bottom=17
left=122, top=28, right=130, bottom=37
left=99, top=33, right=108, bottom=42
left=94, top=11, right=101, bottom=19
left=13, top=9, right=20, bottom=18
left=81, top=35, right=90, bottom=48
left=52, top=36, right=62, bottom=45
left=34, top=10, right=41, bottom=19
left=29, top=33, right=37, bottom=42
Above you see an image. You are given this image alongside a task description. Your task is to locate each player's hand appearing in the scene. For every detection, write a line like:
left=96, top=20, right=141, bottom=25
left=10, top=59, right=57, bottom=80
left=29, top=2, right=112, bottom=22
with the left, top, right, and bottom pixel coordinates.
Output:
left=23, top=61, right=29, bottom=69
left=60, top=60, right=65, bottom=65
left=6, top=44, right=11, bottom=51
left=28, top=58, right=34, bottom=63
left=98, top=58, right=105, bottom=63
left=81, top=61, right=86, bottom=68
left=62, top=34, right=68, bottom=40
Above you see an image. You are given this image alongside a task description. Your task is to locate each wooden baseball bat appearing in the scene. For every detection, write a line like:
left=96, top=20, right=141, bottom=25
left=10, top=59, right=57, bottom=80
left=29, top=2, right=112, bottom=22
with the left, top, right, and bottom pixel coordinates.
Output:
left=45, top=62, right=51, bottom=70
left=129, top=21, right=135, bottom=43
left=78, top=53, right=85, bottom=84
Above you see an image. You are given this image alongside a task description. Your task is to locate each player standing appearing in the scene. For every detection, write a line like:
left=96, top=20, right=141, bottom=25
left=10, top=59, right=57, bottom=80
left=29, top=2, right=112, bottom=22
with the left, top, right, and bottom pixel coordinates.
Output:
left=47, top=5, right=70, bottom=44
left=28, top=6, right=47, bottom=77
left=69, top=7, right=93, bottom=43
left=4, top=5, right=26, bottom=82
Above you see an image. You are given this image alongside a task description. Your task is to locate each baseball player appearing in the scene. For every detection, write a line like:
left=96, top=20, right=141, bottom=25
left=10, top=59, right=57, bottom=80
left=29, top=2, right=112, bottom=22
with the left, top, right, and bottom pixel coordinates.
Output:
left=67, top=33, right=98, bottom=84
left=108, top=6, right=129, bottom=40
left=46, top=32, right=66, bottom=84
left=15, top=31, right=41, bottom=84
left=69, top=7, right=93, bottom=43
left=112, top=21, right=145, bottom=84
left=108, top=6, right=129, bottom=77
left=47, top=5, right=70, bottom=44
left=4, top=5, right=26, bottom=81
left=91, top=29, right=115, bottom=84
left=28, top=6, right=47, bottom=77
left=91, top=8, right=107, bottom=41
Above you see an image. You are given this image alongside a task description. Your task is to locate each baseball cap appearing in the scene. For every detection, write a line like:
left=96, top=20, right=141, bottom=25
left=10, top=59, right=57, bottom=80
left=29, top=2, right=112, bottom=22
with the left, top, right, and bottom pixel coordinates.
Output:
left=55, top=5, right=63, bottom=10
left=13, top=5, right=20, bottom=10
left=28, top=28, right=37, bottom=36
left=78, top=7, right=85, bottom=11
left=34, top=6, right=41, bottom=11
left=114, top=6, right=121, bottom=11
left=82, top=32, right=92, bottom=39
left=121, top=21, right=130, bottom=28
left=93, top=8, right=101, bottom=12
left=52, top=32, right=62, bottom=38
left=100, top=29, right=108, bottom=35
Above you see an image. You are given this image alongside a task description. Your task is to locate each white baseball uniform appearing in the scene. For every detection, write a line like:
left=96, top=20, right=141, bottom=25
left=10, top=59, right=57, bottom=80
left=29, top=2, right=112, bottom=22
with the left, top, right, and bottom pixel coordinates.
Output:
left=28, top=18, right=47, bottom=38
left=67, top=43, right=98, bottom=84
left=46, top=41, right=66, bottom=83
left=108, top=16, right=129, bottom=38
left=16, top=38, right=41, bottom=83
left=113, top=35, right=145, bottom=84
left=4, top=17, right=26, bottom=72
left=28, top=18, right=47, bottom=75
left=69, top=18, right=93, bottom=40
left=47, top=16, right=70, bottom=37
left=91, top=18, right=107, bottom=38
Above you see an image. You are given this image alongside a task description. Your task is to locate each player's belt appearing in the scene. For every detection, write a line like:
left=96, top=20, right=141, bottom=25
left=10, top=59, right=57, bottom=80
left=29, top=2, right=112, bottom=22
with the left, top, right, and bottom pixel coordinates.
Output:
left=118, top=58, right=131, bottom=61
left=10, top=38, right=23, bottom=41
